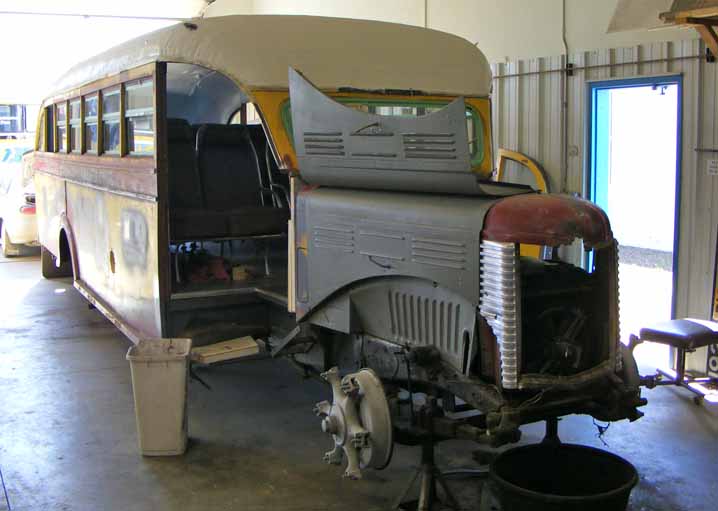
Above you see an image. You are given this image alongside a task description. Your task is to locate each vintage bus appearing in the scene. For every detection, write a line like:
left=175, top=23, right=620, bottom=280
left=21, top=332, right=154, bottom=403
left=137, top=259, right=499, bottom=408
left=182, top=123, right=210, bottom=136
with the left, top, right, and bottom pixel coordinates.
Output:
left=33, top=15, right=645, bottom=478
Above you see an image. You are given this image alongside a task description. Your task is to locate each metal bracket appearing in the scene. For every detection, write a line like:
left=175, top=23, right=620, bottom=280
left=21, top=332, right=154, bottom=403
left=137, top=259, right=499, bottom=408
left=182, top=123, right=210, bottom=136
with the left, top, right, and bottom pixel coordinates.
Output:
left=271, top=323, right=316, bottom=357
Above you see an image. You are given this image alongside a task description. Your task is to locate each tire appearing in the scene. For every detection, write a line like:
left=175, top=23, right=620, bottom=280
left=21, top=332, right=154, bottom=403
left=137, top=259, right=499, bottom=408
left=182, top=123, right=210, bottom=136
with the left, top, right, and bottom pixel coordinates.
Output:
left=2, top=223, right=21, bottom=257
left=41, top=245, right=73, bottom=279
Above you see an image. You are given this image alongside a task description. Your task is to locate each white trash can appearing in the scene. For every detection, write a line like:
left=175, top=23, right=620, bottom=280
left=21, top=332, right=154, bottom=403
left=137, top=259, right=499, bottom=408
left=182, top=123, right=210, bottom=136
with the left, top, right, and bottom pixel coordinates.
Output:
left=126, top=338, right=192, bottom=456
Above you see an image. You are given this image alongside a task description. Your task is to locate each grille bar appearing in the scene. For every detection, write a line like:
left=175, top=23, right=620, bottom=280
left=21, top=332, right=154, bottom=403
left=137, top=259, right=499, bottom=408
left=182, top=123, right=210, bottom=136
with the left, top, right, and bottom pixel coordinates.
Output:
left=479, top=240, right=521, bottom=389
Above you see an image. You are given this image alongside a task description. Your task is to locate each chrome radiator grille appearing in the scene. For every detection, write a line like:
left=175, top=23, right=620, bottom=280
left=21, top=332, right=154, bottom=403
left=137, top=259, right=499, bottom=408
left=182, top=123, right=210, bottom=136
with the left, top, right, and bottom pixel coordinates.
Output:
left=479, top=240, right=521, bottom=389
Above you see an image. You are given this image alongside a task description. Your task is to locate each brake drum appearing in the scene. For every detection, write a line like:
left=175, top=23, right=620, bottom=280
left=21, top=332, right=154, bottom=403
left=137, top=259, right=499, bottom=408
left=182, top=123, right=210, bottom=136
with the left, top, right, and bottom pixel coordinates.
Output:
left=314, top=367, right=393, bottom=479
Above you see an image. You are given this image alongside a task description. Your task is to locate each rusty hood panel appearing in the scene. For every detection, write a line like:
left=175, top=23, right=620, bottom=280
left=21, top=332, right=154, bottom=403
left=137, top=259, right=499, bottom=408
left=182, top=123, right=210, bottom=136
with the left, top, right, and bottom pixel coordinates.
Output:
left=482, top=193, right=613, bottom=249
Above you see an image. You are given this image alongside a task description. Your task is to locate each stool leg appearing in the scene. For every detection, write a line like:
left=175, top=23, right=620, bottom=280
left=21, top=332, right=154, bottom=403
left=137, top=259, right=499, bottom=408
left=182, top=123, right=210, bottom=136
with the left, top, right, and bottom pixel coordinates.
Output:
left=675, top=348, right=686, bottom=383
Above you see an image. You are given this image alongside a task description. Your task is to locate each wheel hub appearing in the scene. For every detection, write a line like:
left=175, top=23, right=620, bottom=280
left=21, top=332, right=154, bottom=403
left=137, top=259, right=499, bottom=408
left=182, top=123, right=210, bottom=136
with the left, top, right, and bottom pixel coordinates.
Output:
left=314, top=367, right=393, bottom=479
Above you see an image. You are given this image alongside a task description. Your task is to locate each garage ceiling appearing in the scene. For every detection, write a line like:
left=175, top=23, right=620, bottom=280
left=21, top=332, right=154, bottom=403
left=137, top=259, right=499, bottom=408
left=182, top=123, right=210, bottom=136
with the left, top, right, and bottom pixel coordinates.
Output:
left=1, top=1, right=213, bottom=105
left=0, top=0, right=210, bottom=19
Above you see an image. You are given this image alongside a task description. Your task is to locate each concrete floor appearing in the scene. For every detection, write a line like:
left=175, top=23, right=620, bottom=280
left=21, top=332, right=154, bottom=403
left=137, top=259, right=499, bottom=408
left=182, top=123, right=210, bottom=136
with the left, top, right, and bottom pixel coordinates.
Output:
left=1, top=252, right=716, bottom=511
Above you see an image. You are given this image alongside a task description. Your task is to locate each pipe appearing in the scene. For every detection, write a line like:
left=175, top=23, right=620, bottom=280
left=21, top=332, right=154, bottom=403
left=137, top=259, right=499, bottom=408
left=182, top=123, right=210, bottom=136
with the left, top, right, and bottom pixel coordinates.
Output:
left=560, top=0, right=569, bottom=193
left=493, top=54, right=703, bottom=80
left=0, top=10, right=187, bottom=21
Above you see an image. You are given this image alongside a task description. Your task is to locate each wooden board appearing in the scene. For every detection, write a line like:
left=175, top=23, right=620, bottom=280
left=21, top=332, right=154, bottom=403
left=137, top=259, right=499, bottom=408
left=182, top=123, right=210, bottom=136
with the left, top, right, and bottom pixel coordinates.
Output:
left=191, top=336, right=259, bottom=364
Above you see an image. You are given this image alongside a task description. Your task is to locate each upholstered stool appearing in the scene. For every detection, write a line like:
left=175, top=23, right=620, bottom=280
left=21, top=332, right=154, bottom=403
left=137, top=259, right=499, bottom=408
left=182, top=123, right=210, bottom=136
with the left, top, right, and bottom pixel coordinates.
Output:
left=629, top=318, right=718, bottom=404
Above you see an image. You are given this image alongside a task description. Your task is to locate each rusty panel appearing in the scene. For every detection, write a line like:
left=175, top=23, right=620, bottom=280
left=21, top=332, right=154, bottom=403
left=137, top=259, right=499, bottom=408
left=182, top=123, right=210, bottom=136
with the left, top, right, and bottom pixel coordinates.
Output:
left=66, top=182, right=162, bottom=339
left=482, top=194, right=613, bottom=249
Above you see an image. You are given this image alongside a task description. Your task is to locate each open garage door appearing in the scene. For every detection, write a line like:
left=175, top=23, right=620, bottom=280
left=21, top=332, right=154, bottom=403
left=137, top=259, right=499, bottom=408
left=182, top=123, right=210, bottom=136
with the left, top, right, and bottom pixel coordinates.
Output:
left=0, top=1, right=210, bottom=105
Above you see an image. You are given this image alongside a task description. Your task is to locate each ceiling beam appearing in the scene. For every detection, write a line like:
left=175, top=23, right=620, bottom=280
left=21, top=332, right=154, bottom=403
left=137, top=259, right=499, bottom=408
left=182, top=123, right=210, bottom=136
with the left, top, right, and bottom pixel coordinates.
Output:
left=0, top=10, right=188, bottom=21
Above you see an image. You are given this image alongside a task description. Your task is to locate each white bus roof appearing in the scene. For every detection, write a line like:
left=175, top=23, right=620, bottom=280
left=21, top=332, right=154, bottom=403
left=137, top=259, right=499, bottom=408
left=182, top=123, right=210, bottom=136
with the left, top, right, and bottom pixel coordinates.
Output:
left=50, top=15, right=492, bottom=98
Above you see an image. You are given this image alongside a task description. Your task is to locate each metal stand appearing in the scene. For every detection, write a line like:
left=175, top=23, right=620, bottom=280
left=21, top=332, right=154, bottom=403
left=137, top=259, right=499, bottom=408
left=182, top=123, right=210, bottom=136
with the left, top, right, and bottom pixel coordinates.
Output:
left=394, top=401, right=460, bottom=511
left=394, top=438, right=460, bottom=511
left=542, top=416, right=560, bottom=445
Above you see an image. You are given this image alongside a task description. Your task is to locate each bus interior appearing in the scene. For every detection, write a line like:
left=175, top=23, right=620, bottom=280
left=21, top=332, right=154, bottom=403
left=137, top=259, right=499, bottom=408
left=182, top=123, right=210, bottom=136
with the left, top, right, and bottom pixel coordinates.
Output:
left=165, top=63, right=291, bottom=343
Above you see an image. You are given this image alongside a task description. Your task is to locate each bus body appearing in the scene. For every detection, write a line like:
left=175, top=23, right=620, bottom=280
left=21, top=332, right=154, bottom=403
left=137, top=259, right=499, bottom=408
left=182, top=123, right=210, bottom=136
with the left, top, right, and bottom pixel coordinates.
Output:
left=32, top=15, right=644, bottom=476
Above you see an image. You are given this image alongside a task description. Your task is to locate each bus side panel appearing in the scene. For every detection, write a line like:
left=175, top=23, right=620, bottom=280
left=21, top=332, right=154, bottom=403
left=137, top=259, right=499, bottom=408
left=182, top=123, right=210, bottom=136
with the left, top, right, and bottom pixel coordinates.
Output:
left=34, top=171, right=66, bottom=258
left=66, top=182, right=162, bottom=339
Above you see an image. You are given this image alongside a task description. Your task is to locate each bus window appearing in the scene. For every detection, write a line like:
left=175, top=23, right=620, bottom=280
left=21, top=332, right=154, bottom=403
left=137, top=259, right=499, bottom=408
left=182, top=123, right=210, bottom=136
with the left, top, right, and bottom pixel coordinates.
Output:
left=37, top=109, right=46, bottom=151
left=45, top=106, right=54, bottom=152
left=228, top=103, right=261, bottom=125
left=102, top=88, right=121, bottom=154
left=84, top=94, right=99, bottom=154
left=69, top=100, right=81, bottom=152
left=125, top=79, right=154, bottom=156
left=56, top=102, right=67, bottom=153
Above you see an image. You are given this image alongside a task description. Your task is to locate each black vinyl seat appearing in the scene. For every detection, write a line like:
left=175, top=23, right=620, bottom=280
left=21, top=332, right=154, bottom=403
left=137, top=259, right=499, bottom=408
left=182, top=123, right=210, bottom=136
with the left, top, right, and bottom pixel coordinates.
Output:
left=194, top=123, right=288, bottom=238
left=168, top=120, right=288, bottom=241
left=168, top=118, right=228, bottom=239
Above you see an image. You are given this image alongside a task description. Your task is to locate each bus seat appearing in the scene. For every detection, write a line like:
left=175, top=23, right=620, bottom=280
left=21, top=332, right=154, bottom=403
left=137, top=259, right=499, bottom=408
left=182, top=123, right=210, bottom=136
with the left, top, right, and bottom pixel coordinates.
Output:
left=168, top=118, right=203, bottom=209
left=168, top=118, right=229, bottom=240
left=196, top=124, right=288, bottom=237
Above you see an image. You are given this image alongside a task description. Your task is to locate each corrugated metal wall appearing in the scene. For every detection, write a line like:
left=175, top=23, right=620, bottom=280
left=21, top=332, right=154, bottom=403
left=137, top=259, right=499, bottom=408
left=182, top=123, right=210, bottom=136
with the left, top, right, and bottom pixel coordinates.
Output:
left=491, top=38, right=718, bottom=370
left=491, top=38, right=718, bottom=322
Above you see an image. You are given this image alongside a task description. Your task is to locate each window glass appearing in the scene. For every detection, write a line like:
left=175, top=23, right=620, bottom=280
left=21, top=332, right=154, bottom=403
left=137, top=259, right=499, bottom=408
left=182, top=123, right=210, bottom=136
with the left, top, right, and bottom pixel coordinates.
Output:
left=45, top=106, right=54, bottom=152
left=0, top=104, right=22, bottom=134
left=125, top=79, right=154, bottom=156
left=84, top=94, right=98, bottom=153
left=37, top=110, right=46, bottom=151
left=280, top=98, right=484, bottom=165
left=102, top=89, right=121, bottom=154
left=228, top=103, right=262, bottom=125
left=84, top=95, right=98, bottom=118
left=229, top=109, right=242, bottom=125
left=69, top=99, right=81, bottom=152
left=56, top=103, right=67, bottom=153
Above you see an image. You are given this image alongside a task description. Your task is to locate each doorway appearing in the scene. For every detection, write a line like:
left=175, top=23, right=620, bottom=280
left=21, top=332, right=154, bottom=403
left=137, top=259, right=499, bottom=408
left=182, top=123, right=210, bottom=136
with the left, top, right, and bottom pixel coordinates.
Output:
left=587, top=76, right=681, bottom=371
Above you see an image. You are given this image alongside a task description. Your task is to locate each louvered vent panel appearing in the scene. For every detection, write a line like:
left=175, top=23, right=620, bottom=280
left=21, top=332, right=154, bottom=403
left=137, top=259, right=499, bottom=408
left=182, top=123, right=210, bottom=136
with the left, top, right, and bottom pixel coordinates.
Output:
left=303, top=131, right=345, bottom=156
left=388, top=290, right=461, bottom=354
left=402, top=133, right=457, bottom=160
left=411, top=237, right=467, bottom=270
left=313, top=226, right=354, bottom=252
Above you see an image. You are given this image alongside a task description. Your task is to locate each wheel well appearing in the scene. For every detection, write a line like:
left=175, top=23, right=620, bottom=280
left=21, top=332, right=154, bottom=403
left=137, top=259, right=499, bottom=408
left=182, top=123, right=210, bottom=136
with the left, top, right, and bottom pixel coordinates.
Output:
left=59, top=229, right=71, bottom=264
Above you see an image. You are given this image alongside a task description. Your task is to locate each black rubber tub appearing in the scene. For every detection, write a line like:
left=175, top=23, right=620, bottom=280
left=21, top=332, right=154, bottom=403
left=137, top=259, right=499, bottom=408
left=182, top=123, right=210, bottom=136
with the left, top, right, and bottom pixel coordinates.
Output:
left=488, top=443, right=638, bottom=511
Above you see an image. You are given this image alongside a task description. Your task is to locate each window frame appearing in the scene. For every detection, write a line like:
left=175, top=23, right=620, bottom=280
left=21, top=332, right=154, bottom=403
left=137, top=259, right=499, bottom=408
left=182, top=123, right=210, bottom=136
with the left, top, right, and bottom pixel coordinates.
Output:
left=55, top=101, right=68, bottom=153
left=83, top=93, right=100, bottom=155
left=101, top=86, right=122, bottom=156
left=124, top=78, right=155, bottom=157
left=69, top=98, right=82, bottom=154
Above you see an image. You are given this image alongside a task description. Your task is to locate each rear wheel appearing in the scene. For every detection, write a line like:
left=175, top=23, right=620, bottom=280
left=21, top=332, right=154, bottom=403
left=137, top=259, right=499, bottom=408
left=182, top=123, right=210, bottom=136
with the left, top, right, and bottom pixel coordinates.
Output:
left=41, top=245, right=73, bottom=279
left=2, top=223, right=21, bottom=257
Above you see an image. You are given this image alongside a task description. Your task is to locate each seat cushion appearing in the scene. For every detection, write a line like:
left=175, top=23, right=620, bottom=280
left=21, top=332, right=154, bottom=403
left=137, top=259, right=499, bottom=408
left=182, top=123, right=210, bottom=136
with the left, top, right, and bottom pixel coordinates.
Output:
left=170, top=209, right=229, bottom=240
left=639, top=318, right=718, bottom=350
left=196, top=124, right=263, bottom=211
left=171, top=207, right=288, bottom=240
left=227, top=207, right=289, bottom=237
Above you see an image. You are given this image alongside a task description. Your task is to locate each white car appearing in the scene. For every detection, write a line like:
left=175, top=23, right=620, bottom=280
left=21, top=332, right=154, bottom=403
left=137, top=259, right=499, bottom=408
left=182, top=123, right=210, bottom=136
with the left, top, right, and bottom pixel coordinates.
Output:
left=0, top=163, right=38, bottom=256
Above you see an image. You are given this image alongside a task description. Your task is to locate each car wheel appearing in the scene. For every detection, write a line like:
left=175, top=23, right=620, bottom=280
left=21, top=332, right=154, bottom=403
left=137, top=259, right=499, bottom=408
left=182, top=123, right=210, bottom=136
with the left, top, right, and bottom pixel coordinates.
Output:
left=2, top=224, right=21, bottom=257
left=41, top=245, right=73, bottom=279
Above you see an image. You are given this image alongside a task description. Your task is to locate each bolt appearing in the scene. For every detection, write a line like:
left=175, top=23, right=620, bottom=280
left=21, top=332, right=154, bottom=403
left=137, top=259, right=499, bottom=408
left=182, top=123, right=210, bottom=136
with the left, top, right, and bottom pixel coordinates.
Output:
left=322, top=416, right=338, bottom=434
left=314, top=400, right=330, bottom=417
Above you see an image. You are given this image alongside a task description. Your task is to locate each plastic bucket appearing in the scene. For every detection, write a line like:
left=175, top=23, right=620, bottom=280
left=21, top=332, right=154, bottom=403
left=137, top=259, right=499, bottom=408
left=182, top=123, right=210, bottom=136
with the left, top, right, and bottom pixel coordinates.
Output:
left=488, top=443, right=638, bottom=511
left=126, top=338, right=192, bottom=456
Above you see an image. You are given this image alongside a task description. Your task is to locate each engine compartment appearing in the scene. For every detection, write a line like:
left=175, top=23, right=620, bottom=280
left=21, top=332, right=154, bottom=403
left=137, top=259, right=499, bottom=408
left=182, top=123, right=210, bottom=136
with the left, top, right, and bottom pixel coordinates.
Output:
left=520, top=257, right=610, bottom=377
